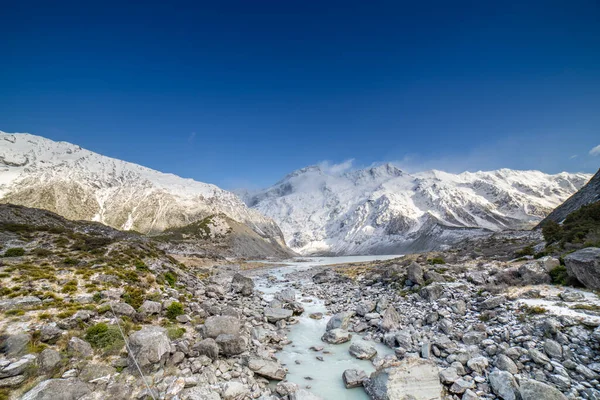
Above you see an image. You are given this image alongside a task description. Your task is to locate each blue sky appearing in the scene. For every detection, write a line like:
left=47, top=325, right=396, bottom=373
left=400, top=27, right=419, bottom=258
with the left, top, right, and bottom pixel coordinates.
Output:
left=1, top=1, right=599, bottom=188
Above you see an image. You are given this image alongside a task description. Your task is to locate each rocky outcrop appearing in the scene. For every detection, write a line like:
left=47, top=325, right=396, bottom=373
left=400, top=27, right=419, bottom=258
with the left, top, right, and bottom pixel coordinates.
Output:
left=247, top=358, right=286, bottom=380
left=565, top=247, right=600, bottom=289
left=127, top=326, right=170, bottom=372
left=21, top=378, right=91, bottom=400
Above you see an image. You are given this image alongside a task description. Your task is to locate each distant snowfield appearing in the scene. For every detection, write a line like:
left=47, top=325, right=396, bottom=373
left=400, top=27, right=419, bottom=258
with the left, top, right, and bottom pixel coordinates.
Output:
left=243, top=164, right=591, bottom=255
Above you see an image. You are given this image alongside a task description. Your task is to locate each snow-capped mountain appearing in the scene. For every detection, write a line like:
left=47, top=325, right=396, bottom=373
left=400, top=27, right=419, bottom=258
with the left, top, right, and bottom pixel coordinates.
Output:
left=243, top=164, right=592, bottom=255
left=0, top=131, right=288, bottom=252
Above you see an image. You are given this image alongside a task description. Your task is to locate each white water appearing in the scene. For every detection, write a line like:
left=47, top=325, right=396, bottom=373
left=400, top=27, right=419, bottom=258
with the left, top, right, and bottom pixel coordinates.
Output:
left=254, top=255, right=400, bottom=399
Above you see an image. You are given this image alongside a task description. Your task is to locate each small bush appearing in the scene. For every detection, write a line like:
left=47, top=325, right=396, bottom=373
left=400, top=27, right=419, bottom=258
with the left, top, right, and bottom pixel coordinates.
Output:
left=4, top=248, right=25, bottom=257
left=85, top=323, right=124, bottom=351
left=33, top=248, right=53, bottom=257
left=428, top=257, right=445, bottom=265
left=166, top=326, right=185, bottom=340
left=134, top=260, right=148, bottom=271
left=515, top=245, right=534, bottom=257
left=61, top=280, right=78, bottom=294
left=164, top=272, right=177, bottom=288
left=549, top=265, right=569, bottom=285
left=122, top=287, right=144, bottom=309
left=165, top=302, right=184, bottom=320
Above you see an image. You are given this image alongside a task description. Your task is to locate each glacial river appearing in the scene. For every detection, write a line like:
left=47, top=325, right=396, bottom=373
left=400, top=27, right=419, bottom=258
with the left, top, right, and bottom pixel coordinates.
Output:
left=253, top=255, right=400, bottom=400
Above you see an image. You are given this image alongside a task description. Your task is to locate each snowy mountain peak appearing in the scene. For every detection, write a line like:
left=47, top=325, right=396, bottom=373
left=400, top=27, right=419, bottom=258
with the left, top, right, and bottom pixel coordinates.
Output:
left=244, top=164, right=592, bottom=255
left=0, top=131, right=287, bottom=250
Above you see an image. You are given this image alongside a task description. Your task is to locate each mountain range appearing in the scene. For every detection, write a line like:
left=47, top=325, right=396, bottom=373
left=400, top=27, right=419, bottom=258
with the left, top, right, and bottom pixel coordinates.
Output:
left=242, top=164, right=591, bottom=255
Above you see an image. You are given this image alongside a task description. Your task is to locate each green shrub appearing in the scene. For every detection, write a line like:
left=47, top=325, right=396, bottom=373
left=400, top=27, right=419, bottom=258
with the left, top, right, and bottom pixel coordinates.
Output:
left=4, top=248, right=25, bottom=257
left=515, top=245, right=534, bottom=257
left=428, top=257, right=445, bottom=265
left=166, top=326, right=186, bottom=339
left=134, top=260, right=148, bottom=271
left=166, top=302, right=184, bottom=320
left=85, top=323, right=124, bottom=351
left=122, top=287, right=144, bottom=309
left=61, top=280, right=78, bottom=294
left=164, top=272, right=177, bottom=288
left=549, top=265, right=569, bottom=285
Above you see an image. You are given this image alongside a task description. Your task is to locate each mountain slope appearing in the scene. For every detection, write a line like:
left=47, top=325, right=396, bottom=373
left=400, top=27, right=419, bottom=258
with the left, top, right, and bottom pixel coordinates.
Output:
left=536, top=168, right=600, bottom=227
left=243, top=164, right=591, bottom=255
left=0, top=131, right=292, bottom=256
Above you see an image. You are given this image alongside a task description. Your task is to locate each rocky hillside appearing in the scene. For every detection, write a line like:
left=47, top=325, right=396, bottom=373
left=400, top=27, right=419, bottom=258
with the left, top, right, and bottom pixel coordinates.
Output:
left=0, top=131, right=290, bottom=257
left=243, top=164, right=591, bottom=255
left=537, top=168, right=600, bottom=227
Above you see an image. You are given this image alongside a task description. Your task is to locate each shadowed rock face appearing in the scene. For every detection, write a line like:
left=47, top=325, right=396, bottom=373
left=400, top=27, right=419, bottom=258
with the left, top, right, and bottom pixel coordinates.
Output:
left=565, top=247, right=600, bottom=289
left=537, top=168, right=600, bottom=227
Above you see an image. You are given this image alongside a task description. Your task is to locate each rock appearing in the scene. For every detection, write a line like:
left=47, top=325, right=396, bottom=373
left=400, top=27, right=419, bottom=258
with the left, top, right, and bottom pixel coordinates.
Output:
left=181, top=386, right=221, bottom=400
left=565, top=247, right=600, bottom=289
left=194, top=338, right=219, bottom=359
left=0, top=296, right=41, bottom=311
left=381, top=306, right=401, bottom=332
left=518, top=378, right=568, bottom=400
left=222, top=381, right=249, bottom=400
left=326, top=311, right=353, bottom=331
left=0, top=374, right=26, bottom=388
left=21, top=378, right=91, bottom=400
left=496, top=354, right=518, bottom=374
left=67, top=337, right=93, bottom=359
left=451, top=300, right=467, bottom=315
left=264, top=307, right=293, bottom=323
left=231, top=273, right=254, bottom=296
left=0, top=355, right=36, bottom=378
left=203, top=316, right=241, bottom=338
left=138, top=300, right=162, bottom=315
left=420, top=283, right=444, bottom=301
left=544, top=339, right=563, bottom=359
left=274, top=288, right=296, bottom=303
left=79, top=363, right=116, bottom=382
left=309, top=312, right=323, bottom=320
left=276, top=381, right=299, bottom=396
left=38, top=348, right=62, bottom=373
left=424, top=270, right=445, bottom=283
left=462, top=389, right=479, bottom=400
left=439, top=367, right=460, bottom=384
left=450, top=378, right=475, bottom=394
left=364, top=358, right=443, bottom=400
left=467, top=356, right=489, bottom=375
left=466, top=271, right=487, bottom=285
left=559, top=290, right=585, bottom=302
left=1, top=333, right=30, bottom=357
left=248, top=358, right=286, bottom=380
left=481, top=296, right=505, bottom=310
left=349, top=341, right=377, bottom=360
left=215, top=334, right=247, bottom=355
left=539, top=256, right=561, bottom=272
left=110, top=301, right=135, bottom=317
left=462, top=331, right=487, bottom=345
left=343, top=369, right=368, bottom=388
left=355, top=301, right=375, bottom=317
left=408, top=262, right=425, bottom=285
left=529, top=348, right=550, bottom=365
left=128, top=326, right=170, bottom=372
left=40, top=325, right=62, bottom=343
left=321, top=328, right=351, bottom=344
left=489, top=370, right=519, bottom=400
left=289, top=389, right=323, bottom=400
left=518, top=262, right=551, bottom=284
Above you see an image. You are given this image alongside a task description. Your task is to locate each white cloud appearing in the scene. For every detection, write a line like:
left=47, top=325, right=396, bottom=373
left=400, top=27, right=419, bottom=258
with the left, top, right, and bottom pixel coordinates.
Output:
left=590, top=144, right=600, bottom=156
left=570, top=155, right=578, bottom=159
left=318, top=159, right=355, bottom=175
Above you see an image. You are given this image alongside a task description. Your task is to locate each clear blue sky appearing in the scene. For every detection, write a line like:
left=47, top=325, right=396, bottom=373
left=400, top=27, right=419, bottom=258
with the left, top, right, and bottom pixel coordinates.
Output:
left=1, top=1, right=599, bottom=188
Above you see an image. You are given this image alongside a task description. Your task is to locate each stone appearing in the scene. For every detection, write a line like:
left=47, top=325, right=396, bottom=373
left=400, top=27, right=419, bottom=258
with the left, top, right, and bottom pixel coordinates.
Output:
left=544, top=339, right=563, bottom=359
left=518, top=378, right=568, bottom=400
left=450, top=378, right=475, bottom=394
left=326, top=311, right=353, bottom=331
left=216, top=334, right=247, bottom=355
left=128, top=326, right=170, bottom=372
left=355, top=301, right=375, bottom=317
left=381, top=306, right=401, bottom=332
left=289, top=389, right=323, bottom=400
left=529, top=348, right=550, bottom=365
left=180, top=386, right=221, bottom=400
left=274, top=288, right=296, bottom=303
left=539, top=256, right=561, bottom=272
left=222, top=381, right=249, bottom=400
left=496, top=354, right=518, bottom=374
left=1, top=333, right=30, bottom=357
left=0, top=296, right=41, bottom=311
left=21, top=378, right=91, bottom=400
left=0, top=355, right=36, bottom=378
left=110, top=301, right=135, bottom=317
left=349, top=341, right=377, bottom=360
left=559, top=290, right=585, bottom=302
left=203, top=315, right=241, bottom=338
left=264, top=307, right=293, bottom=323
left=565, top=247, right=600, bottom=289
left=343, top=369, right=368, bottom=388
left=67, top=337, right=93, bottom=359
left=0, top=374, right=26, bottom=388
left=40, top=324, right=62, bottom=343
left=462, top=331, right=487, bottom=345
left=231, top=273, right=254, bottom=296
left=439, top=367, right=460, bottom=384
left=489, top=370, right=519, bottom=400
left=462, top=389, right=479, bottom=400
left=408, top=262, right=425, bottom=285
left=481, top=296, right=505, bottom=310
left=38, top=348, right=62, bottom=373
left=467, top=356, right=489, bottom=375
left=79, top=363, right=116, bottom=382
left=138, top=300, right=162, bottom=315
left=194, top=338, right=219, bottom=359
left=518, top=262, right=551, bottom=284
left=248, top=357, right=286, bottom=380
left=364, top=358, right=443, bottom=400
left=420, top=283, right=444, bottom=301
left=321, top=328, right=351, bottom=344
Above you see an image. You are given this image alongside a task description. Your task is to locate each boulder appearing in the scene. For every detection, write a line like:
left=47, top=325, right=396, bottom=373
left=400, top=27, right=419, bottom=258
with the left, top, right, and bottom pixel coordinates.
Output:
left=420, top=283, right=445, bottom=301
left=248, top=357, right=286, bottom=380
left=321, top=329, right=352, bottom=344
left=518, top=262, right=551, bottom=284
left=0, top=355, right=36, bottom=378
left=274, top=288, right=296, bottom=303
left=231, top=273, right=254, bottom=296
left=381, top=307, right=401, bottom=332
left=222, top=381, right=249, bottom=400
left=565, top=248, right=600, bottom=289
left=194, top=338, right=219, bottom=359
left=216, top=334, right=247, bottom=355
left=289, top=389, right=323, bottom=400
left=264, top=307, right=293, bottom=323
left=407, top=262, right=425, bottom=285
left=21, top=378, right=91, bottom=400
left=79, top=363, right=116, bottom=382
left=128, top=326, right=170, bottom=372
left=364, top=358, right=443, bottom=400
left=138, top=300, right=162, bottom=315
left=40, top=325, right=62, bottom=344
left=343, top=369, right=368, bottom=388
left=1, top=333, right=30, bottom=357
left=67, top=337, right=93, bottom=359
left=519, top=378, right=568, bottom=400
left=203, top=316, right=241, bottom=338
left=355, top=301, right=375, bottom=316
left=538, top=256, right=561, bottom=272
left=481, top=296, right=505, bottom=310
left=110, top=302, right=136, bottom=317
left=38, top=348, right=62, bottom=373
left=180, top=386, right=221, bottom=400
left=349, top=341, right=377, bottom=360
left=0, top=296, right=41, bottom=311
left=326, top=311, right=353, bottom=331
left=496, top=354, right=518, bottom=374
left=489, top=370, right=519, bottom=400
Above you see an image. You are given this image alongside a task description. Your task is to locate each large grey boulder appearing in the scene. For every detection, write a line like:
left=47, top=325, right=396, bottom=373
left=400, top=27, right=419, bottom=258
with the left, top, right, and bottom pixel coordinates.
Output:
left=222, top=381, right=249, bottom=400
left=0, top=355, right=36, bottom=378
left=381, top=307, right=401, bottom=332
left=274, top=288, right=296, bottom=303
left=343, top=369, right=368, bottom=388
left=420, top=283, right=445, bottom=301
left=194, top=338, right=219, bottom=359
left=1, top=333, right=30, bottom=357
left=40, top=325, right=62, bottom=343
left=481, top=296, right=505, bottom=310
left=248, top=357, right=286, bottom=380
left=519, top=378, right=568, bottom=400
left=326, top=311, right=353, bottom=331
left=349, top=341, right=377, bottom=360
left=355, top=301, right=375, bottom=317
left=565, top=248, right=600, bottom=289
left=0, top=296, right=41, bottom=311
left=67, top=337, right=93, bottom=359
left=496, top=354, right=518, bottom=374
left=110, top=301, right=135, bottom=317
left=232, top=273, right=254, bottom=296
left=489, top=370, right=519, bottom=400
left=289, top=389, right=323, bottom=400
left=321, top=329, right=352, bottom=344
left=364, top=358, right=443, bottom=400
left=38, top=348, right=62, bottom=373
left=216, top=334, right=247, bottom=355
left=407, top=262, right=425, bottom=285
left=518, top=262, right=551, bottom=284
left=180, top=386, right=221, bottom=400
left=203, top=316, right=241, bottom=338
left=128, top=326, right=170, bottom=372
left=138, top=300, right=162, bottom=315
left=21, top=378, right=91, bottom=400
left=264, top=307, right=293, bottom=323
